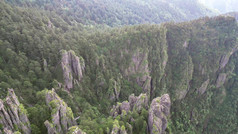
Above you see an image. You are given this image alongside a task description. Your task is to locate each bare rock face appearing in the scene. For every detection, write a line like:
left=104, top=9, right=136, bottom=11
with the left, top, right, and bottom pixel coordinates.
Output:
left=111, top=120, right=127, bottom=134
left=148, top=94, right=171, bottom=134
left=216, top=73, right=227, bottom=88
left=0, top=89, right=31, bottom=134
left=61, top=50, right=85, bottom=91
left=124, top=49, right=151, bottom=94
left=44, top=89, right=76, bottom=134
left=219, top=46, right=238, bottom=70
left=197, top=79, right=210, bottom=94
left=109, top=78, right=121, bottom=101
left=111, top=93, right=148, bottom=117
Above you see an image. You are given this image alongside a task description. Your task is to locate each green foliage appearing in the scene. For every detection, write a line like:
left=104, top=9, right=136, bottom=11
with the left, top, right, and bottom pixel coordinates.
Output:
left=0, top=1, right=237, bottom=134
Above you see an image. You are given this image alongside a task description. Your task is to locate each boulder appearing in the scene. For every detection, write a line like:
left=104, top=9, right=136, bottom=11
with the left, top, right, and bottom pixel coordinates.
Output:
left=148, top=94, right=171, bottom=134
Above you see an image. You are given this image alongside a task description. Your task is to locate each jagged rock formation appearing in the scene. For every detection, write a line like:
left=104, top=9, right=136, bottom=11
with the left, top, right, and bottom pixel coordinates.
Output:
left=67, top=126, right=86, bottom=134
left=109, top=78, right=121, bottom=101
left=124, top=49, right=151, bottom=94
left=111, top=120, right=127, bottom=134
left=219, top=46, right=238, bottom=70
left=216, top=73, right=227, bottom=88
left=148, top=94, right=171, bottom=134
left=61, top=50, right=85, bottom=91
left=0, top=89, right=31, bottom=134
left=110, top=93, right=148, bottom=117
left=43, top=89, right=76, bottom=134
left=197, top=79, right=210, bottom=94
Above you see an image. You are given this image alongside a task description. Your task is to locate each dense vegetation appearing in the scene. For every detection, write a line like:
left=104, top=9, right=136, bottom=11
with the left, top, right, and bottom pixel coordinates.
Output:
left=0, top=0, right=238, bottom=134
left=6, top=0, right=216, bottom=26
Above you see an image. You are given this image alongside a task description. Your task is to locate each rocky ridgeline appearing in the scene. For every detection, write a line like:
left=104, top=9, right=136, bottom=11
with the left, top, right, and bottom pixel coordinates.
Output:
left=111, top=94, right=171, bottom=134
left=61, top=50, right=85, bottom=91
left=0, top=89, right=31, bottom=134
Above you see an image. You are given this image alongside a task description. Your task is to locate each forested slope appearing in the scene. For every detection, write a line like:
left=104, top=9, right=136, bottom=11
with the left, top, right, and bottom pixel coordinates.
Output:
left=7, top=0, right=216, bottom=26
left=0, top=1, right=238, bottom=134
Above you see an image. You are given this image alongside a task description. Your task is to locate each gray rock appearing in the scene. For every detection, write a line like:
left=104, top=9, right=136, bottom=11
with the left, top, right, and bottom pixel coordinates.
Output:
left=44, top=89, right=77, bottom=134
left=124, top=49, right=151, bottom=94
left=216, top=73, right=227, bottom=88
left=0, top=89, right=31, bottom=134
left=197, top=79, right=210, bottom=94
left=148, top=94, right=171, bottom=134
left=110, top=93, right=148, bottom=117
left=219, top=46, right=238, bottom=70
left=61, top=50, right=85, bottom=91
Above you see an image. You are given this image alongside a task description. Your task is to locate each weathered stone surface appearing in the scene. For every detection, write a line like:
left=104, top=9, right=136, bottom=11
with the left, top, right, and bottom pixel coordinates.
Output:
left=109, top=79, right=121, bottom=101
left=44, top=89, right=76, bottom=134
left=197, top=79, right=210, bottom=94
left=61, top=50, right=85, bottom=91
left=219, top=46, right=238, bottom=70
left=124, top=49, right=151, bottom=94
left=216, top=73, right=227, bottom=88
left=148, top=94, right=171, bottom=134
left=111, top=93, right=148, bottom=117
left=0, top=89, right=31, bottom=134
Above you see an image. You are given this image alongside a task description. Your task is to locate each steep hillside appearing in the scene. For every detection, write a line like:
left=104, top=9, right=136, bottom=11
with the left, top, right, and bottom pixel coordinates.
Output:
left=0, top=1, right=238, bottom=134
left=7, top=0, right=216, bottom=26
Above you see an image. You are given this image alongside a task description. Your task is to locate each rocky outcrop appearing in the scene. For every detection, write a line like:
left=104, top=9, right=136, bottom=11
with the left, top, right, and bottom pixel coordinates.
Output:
left=219, top=46, right=238, bottom=70
left=109, top=78, right=121, bottom=101
left=67, top=126, right=86, bottom=134
left=111, top=120, right=127, bottom=134
left=110, top=93, right=148, bottom=117
left=61, top=50, right=85, bottom=91
left=0, top=89, right=31, bottom=134
left=197, top=79, right=210, bottom=94
left=148, top=94, right=171, bottom=134
left=43, top=89, right=76, bottom=134
left=124, top=49, right=151, bottom=94
left=216, top=73, right=227, bottom=88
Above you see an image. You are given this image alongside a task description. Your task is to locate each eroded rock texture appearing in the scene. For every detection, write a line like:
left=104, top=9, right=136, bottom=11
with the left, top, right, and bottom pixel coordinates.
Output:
left=61, top=50, right=85, bottom=91
left=148, top=94, right=171, bottom=134
left=0, top=89, right=31, bottom=134
left=124, top=49, right=151, bottom=94
left=110, top=93, right=148, bottom=117
left=216, top=73, right=227, bottom=88
left=44, top=89, right=76, bottom=134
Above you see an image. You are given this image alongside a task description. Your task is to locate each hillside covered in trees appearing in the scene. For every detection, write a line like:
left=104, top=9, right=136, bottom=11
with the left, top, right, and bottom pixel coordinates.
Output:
left=7, top=0, right=216, bottom=26
left=0, top=0, right=238, bottom=134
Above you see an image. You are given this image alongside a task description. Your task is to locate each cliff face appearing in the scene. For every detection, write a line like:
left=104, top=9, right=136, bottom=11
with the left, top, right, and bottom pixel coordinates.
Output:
left=42, top=89, right=77, bottom=134
left=148, top=94, right=171, bottom=134
left=61, top=50, right=85, bottom=91
left=0, top=89, right=31, bottom=134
